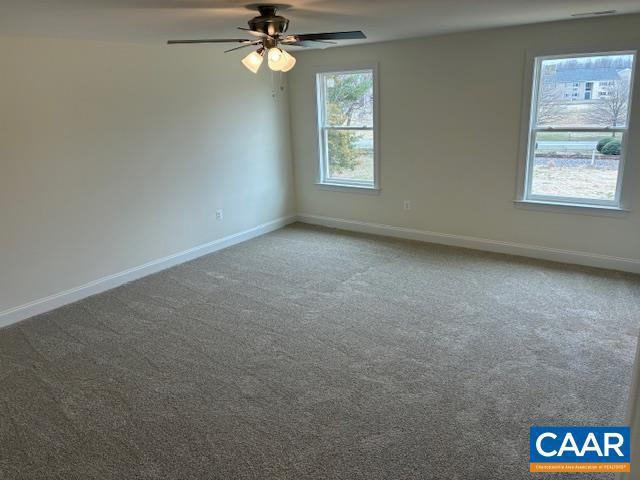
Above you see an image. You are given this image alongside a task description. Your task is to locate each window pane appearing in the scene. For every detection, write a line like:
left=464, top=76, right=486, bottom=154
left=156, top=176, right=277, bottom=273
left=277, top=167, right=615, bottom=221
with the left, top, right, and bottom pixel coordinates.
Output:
left=530, top=131, right=623, bottom=201
left=324, top=71, right=373, bottom=127
left=536, top=54, right=634, bottom=128
left=327, top=129, right=374, bottom=183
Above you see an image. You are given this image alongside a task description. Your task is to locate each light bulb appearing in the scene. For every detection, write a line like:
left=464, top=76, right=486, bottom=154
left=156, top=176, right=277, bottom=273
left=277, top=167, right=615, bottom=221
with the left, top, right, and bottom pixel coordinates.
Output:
left=241, top=50, right=263, bottom=74
left=268, top=48, right=282, bottom=62
left=268, top=48, right=287, bottom=71
left=280, top=50, right=296, bottom=72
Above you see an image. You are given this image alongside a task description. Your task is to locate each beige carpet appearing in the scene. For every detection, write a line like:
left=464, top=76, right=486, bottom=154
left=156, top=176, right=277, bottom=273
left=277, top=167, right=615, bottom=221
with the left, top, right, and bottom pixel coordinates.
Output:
left=1, top=223, right=638, bottom=479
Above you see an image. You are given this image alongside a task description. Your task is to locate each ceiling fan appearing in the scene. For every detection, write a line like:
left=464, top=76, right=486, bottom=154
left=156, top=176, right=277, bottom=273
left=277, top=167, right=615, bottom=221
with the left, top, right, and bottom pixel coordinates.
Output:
left=167, top=3, right=366, bottom=73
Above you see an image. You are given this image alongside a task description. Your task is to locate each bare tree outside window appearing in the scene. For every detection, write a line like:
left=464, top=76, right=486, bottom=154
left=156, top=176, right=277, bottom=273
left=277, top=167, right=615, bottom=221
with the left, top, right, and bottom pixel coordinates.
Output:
left=525, top=52, right=635, bottom=205
left=536, top=85, right=566, bottom=125
left=586, top=76, right=631, bottom=130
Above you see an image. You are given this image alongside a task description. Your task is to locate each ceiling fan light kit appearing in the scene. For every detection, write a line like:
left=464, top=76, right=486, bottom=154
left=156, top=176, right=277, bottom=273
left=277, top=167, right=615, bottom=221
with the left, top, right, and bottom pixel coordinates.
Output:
left=241, top=49, right=264, bottom=73
left=280, top=50, right=296, bottom=72
left=167, top=4, right=365, bottom=74
left=266, top=48, right=296, bottom=72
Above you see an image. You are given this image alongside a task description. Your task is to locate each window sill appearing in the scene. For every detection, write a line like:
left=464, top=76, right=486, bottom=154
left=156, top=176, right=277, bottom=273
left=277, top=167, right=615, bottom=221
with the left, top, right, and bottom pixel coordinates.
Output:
left=315, top=182, right=381, bottom=194
left=514, top=199, right=629, bottom=216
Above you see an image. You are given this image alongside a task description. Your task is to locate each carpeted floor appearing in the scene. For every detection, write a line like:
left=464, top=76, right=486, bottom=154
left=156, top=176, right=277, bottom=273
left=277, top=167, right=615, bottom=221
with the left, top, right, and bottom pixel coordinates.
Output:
left=1, top=223, right=639, bottom=479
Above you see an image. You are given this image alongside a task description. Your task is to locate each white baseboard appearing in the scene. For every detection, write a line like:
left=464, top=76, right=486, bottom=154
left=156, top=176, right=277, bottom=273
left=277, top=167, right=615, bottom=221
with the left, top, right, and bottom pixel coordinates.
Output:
left=3, top=212, right=637, bottom=329
left=0, top=215, right=296, bottom=329
left=297, top=213, right=640, bottom=275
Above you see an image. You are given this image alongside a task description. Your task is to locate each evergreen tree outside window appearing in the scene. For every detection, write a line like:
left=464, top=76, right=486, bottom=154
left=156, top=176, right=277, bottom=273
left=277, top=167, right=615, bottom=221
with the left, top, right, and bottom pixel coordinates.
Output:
left=316, top=68, right=378, bottom=189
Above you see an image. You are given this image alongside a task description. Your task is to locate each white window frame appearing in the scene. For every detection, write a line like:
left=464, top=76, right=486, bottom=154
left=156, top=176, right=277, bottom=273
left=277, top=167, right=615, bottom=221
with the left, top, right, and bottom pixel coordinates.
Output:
left=314, top=64, right=380, bottom=191
left=516, top=49, right=638, bottom=211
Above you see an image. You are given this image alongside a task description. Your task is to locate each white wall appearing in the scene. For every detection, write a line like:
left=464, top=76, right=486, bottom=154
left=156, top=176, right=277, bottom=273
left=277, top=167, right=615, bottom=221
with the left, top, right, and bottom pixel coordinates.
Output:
left=2, top=14, right=640, bottom=317
left=0, top=36, right=295, bottom=313
left=288, top=15, right=640, bottom=264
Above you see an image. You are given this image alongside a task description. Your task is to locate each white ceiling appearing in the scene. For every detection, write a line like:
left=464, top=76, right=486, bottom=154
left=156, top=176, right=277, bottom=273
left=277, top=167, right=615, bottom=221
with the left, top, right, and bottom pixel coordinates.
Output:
left=0, top=0, right=639, bottom=46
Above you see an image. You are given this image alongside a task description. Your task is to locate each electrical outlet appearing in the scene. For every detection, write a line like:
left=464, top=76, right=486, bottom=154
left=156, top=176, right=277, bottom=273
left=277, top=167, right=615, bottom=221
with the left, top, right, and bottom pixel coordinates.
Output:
left=215, top=209, right=223, bottom=221
left=403, top=200, right=411, bottom=211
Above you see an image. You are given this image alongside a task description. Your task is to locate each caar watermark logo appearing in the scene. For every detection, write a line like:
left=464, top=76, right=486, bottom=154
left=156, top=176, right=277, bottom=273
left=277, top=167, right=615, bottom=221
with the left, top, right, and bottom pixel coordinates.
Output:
left=530, top=426, right=630, bottom=473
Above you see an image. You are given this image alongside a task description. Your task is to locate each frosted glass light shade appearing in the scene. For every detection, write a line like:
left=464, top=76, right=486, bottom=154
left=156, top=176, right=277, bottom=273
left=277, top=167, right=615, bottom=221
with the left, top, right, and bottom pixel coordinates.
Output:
left=267, top=48, right=287, bottom=71
left=281, top=50, right=296, bottom=72
left=241, top=50, right=263, bottom=74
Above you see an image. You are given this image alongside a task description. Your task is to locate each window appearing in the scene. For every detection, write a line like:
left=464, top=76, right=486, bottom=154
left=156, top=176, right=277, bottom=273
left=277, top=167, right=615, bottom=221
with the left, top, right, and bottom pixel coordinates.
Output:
left=521, top=51, right=636, bottom=207
left=315, top=67, right=378, bottom=189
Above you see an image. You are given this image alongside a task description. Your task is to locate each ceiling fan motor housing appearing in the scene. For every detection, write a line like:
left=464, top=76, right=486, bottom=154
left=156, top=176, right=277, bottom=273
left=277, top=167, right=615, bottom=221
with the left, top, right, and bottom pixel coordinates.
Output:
left=248, top=5, right=290, bottom=37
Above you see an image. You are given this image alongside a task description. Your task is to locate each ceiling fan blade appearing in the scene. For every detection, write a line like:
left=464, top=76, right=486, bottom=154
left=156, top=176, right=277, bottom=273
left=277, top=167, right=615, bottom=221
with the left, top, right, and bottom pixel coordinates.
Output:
left=281, top=41, right=312, bottom=48
left=291, top=31, right=366, bottom=41
left=281, top=35, right=337, bottom=44
left=224, top=42, right=260, bottom=53
left=167, top=39, right=251, bottom=45
left=281, top=40, right=334, bottom=48
left=237, top=27, right=272, bottom=39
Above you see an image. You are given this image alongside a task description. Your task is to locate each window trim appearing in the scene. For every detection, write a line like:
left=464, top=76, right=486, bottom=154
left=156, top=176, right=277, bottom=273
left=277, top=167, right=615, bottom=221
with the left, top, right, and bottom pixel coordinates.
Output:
left=314, top=64, right=380, bottom=191
left=516, top=49, right=638, bottom=211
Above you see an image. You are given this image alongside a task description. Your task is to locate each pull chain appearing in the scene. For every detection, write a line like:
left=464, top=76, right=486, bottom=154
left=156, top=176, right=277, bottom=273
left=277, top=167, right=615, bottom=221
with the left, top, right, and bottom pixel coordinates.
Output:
left=271, top=69, right=277, bottom=98
left=271, top=70, right=285, bottom=99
